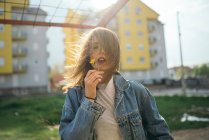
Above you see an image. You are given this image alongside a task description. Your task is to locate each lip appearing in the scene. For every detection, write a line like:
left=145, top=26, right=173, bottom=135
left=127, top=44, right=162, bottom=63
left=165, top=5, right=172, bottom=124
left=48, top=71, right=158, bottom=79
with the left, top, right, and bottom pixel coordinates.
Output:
left=97, top=57, right=106, bottom=64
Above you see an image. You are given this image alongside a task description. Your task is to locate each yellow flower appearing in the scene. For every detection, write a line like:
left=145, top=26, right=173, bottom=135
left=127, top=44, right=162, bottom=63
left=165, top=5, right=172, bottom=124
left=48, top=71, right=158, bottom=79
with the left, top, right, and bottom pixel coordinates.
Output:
left=90, top=59, right=95, bottom=65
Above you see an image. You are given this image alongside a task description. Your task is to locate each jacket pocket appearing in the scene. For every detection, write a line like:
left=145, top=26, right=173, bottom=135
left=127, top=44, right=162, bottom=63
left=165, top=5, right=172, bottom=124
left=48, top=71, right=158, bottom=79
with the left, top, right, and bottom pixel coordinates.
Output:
left=128, top=111, right=146, bottom=139
left=129, top=111, right=142, bottom=125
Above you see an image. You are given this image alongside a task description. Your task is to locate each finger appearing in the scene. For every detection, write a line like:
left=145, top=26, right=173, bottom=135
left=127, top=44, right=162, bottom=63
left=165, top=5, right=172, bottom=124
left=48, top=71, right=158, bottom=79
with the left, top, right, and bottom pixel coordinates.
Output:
left=85, top=70, right=102, bottom=81
left=86, top=70, right=102, bottom=79
left=93, top=77, right=102, bottom=86
left=88, top=72, right=103, bottom=83
left=86, top=70, right=97, bottom=78
left=87, top=73, right=103, bottom=84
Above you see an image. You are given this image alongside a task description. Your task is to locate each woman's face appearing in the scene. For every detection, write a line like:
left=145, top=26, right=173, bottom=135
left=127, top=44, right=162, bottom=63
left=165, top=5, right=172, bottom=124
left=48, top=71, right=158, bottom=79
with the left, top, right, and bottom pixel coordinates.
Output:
left=89, top=37, right=110, bottom=71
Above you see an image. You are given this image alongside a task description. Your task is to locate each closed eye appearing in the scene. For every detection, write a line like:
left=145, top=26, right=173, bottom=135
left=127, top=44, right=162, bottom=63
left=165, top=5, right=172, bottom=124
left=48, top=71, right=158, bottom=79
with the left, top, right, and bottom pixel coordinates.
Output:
left=93, top=44, right=99, bottom=50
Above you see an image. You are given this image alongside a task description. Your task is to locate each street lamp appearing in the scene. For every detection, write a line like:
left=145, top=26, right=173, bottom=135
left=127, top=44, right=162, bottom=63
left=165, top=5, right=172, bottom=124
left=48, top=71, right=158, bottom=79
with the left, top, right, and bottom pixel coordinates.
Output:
left=177, top=11, right=186, bottom=96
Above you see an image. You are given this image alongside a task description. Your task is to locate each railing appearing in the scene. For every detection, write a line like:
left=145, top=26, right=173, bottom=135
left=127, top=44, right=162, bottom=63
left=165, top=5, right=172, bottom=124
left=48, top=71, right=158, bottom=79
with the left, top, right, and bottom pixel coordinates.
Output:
left=12, top=31, right=27, bottom=40
left=149, top=49, right=157, bottom=58
left=149, top=36, right=157, bottom=45
left=13, top=63, right=28, bottom=73
left=150, top=61, right=158, bottom=69
left=148, top=25, right=155, bottom=33
left=13, top=47, right=27, bottom=57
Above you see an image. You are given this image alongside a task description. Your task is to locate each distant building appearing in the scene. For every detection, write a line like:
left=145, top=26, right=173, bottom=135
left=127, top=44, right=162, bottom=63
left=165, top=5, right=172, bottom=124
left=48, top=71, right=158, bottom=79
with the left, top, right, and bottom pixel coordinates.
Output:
left=63, top=10, right=82, bottom=66
left=168, top=66, right=193, bottom=80
left=0, top=1, right=49, bottom=95
left=108, top=0, right=168, bottom=83
left=63, top=0, right=168, bottom=84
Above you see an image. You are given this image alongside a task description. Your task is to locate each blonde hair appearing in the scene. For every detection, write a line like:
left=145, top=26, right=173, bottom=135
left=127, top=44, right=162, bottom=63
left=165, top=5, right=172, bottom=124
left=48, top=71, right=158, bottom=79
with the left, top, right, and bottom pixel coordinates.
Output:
left=63, top=27, right=120, bottom=92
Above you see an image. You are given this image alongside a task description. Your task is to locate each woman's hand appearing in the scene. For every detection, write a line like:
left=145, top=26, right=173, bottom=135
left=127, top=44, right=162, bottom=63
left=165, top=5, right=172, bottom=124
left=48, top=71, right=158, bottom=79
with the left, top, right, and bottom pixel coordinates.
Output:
left=84, top=70, right=104, bottom=99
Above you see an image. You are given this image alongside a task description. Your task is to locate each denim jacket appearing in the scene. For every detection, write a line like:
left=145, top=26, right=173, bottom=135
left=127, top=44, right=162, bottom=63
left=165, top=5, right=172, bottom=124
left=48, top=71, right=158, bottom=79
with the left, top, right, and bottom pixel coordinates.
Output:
left=59, top=72, right=174, bottom=140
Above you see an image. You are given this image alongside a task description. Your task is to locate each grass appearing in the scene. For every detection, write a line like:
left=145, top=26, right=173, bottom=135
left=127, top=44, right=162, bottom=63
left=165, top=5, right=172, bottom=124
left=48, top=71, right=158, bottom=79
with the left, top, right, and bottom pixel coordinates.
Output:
left=0, top=94, right=209, bottom=139
left=0, top=94, right=65, bottom=140
left=155, top=96, right=209, bottom=131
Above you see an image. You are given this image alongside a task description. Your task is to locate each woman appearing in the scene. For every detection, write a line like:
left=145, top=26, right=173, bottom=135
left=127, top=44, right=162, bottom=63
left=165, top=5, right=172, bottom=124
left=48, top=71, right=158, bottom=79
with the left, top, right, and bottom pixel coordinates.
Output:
left=59, top=27, right=173, bottom=140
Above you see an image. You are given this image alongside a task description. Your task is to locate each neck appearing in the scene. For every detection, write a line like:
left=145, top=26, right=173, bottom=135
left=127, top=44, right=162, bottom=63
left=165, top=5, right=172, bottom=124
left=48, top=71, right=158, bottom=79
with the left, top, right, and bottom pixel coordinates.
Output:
left=101, top=74, right=112, bottom=85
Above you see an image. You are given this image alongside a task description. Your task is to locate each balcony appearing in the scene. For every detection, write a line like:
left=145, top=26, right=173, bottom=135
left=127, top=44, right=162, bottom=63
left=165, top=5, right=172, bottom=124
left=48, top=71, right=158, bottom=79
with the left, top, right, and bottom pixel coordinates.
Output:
left=13, top=63, right=28, bottom=73
left=148, top=25, right=156, bottom=33
left=12, top=47, right=27, bottom=57
left=12, top=31, right=27, bottom=41
left=150, top=61, right=159, bottom=69
left=150, top=49, right=157, bottom=58
left=149, top=36, right=157, bottom=45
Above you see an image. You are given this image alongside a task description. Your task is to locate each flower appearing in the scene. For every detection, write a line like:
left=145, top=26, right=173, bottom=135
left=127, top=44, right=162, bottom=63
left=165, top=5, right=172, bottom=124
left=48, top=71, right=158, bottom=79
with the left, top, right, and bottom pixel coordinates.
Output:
left=90, top=59, right=95, bottom=65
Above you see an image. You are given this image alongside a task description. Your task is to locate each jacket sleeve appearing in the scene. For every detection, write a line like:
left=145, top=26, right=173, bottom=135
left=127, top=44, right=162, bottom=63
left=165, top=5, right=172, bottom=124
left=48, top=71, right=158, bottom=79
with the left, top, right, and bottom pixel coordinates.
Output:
left=59, top=88, right=105, bottom=140
left=139, top=86, right=174, bottom=140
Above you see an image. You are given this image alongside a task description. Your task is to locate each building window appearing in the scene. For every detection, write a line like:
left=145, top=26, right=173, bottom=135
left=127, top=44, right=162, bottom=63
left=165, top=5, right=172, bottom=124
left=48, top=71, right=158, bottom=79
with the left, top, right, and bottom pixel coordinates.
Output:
left=136, top=7, right=141, bottom=15
left=12, top=13, right=21, bottom=20
left=34, top=60, right=38, bottom=64
left=155, top=62, right=158, bottom=67
left=33, top=28, right=38, bottom=34
left=149, top=37, right=157, bottom=44
left=13, top=59, right=18, bottom=65
left=0, top=8, right=4, bottom=15
left=137, top=31, right=143, bottom=37
left=0, top=77, right=5, bottom=83
left=0, top=41, right=4, bottom=48
left=126, top=44, right=132, bottom=50
left=0, top=24, right=3, bottom=32
left=125, top=31, right=131, bottom=36
left=12, top=75, right=18, bottom=87
left=138, top=44, right=144, bottom=50
left=124, top=18, right=130, bottom=24
left=139, top=57, right=145, bottom=64
left=13, top=43, right=17, bottom=48
left=136, top=19, right=142, bottom=25
left=0, top=57, right=5, bottom=66
left=148, top=25, right=156, bottom=32
left=34, top=74, right=40, bottom=82
left=123, top=5, right=129, bottom=14
left=150, top=49, right=158, bottom=57
left=33, top=43, right=38, bottom=50
left=151, top=61, right=159, bottom=68
left=127, top=57, right=132, bottom=64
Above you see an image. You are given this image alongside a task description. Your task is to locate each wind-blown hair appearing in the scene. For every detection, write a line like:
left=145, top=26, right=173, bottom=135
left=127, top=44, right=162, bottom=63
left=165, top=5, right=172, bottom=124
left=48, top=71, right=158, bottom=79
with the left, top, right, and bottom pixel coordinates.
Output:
left=63, top=27, right=120, bottom=92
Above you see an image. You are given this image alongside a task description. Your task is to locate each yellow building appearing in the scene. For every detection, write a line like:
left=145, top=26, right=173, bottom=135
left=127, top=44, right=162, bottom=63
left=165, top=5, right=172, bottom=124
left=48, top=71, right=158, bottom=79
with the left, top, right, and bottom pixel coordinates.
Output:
left=116, top=0, right=159, bottom=71
left=63, top=10, right=82, bottom=66
left=111, top=0, right=168, bottom=82
left=0, top=0, right=29, bottom=74
left=63, top=1, right=168, bottom=83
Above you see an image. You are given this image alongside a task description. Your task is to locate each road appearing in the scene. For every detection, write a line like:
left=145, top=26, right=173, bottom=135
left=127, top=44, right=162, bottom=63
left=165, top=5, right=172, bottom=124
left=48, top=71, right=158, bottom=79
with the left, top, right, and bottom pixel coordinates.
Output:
left=148, top=87, right=209, bottom=97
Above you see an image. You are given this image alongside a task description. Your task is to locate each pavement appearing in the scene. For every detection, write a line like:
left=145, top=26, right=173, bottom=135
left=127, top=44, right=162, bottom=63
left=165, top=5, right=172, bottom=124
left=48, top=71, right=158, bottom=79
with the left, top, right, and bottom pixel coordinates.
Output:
left=172, top=126, right=209, bottom=140
left=149, top=87, right=209, bottom=97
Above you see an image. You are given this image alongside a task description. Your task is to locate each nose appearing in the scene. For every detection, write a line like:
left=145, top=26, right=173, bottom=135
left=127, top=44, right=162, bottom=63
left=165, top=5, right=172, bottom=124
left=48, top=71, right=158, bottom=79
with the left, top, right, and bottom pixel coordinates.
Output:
left=99, top=48, right=105, bottom=53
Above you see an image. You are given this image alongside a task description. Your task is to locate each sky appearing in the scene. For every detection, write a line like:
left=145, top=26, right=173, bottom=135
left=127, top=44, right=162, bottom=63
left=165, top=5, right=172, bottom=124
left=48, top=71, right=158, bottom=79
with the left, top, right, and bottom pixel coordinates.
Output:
left=44, top=0, right=209, bottom=69
left=141, top=0, right=209, bottom=68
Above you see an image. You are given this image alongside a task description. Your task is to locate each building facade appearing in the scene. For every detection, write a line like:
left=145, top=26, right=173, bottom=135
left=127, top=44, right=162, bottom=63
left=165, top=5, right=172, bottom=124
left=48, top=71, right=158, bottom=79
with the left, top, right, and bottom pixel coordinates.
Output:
left=63, top=9, right=82, bottom=66
left=108, top=0, right=168, bottom=83
left=0, top=1, right=49, bottom=95
left=63, top=0, right=168, bottom=84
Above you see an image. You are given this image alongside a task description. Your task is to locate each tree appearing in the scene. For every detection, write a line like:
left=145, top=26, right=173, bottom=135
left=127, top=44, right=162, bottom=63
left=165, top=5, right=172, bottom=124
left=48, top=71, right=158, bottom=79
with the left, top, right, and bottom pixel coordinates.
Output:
left=193, top=64, right=209, bottom=77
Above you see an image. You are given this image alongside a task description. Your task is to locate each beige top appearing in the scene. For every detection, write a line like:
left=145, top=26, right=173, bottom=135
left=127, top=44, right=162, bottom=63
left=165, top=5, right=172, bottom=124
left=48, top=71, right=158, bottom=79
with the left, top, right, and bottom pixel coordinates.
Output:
left=94, top=77, right=122, bottom=140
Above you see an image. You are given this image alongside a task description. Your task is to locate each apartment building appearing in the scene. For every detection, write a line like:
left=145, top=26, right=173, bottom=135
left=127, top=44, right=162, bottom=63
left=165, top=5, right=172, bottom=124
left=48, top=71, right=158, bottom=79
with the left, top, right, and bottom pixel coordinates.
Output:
left=107, top=0, right=168, bottom=83
left=0, top=0, right=49, bottom=95
left=63, top=0, right=168, bottom=84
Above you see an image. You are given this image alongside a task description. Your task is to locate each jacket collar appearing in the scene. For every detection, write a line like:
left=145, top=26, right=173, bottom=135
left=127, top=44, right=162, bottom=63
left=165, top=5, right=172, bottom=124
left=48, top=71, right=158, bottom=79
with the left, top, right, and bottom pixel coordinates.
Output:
left=113, top=72, right=130, bottom=113
left=113, top=72, right=130, bottom=92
